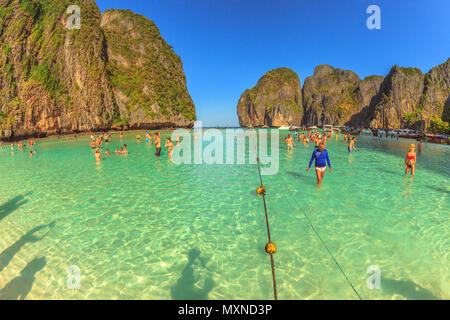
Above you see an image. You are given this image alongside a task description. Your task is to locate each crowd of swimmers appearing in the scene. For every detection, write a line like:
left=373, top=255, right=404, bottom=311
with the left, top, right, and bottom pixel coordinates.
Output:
left=2, top=128, right=421, bottom=181
left=1, top=139, right=37, bottom=156
left=284, top=129, right=419, bottom=184
left=90, top=132, right=130, bottom=162
left=0, top=130, right=181, bottom=162
left=89, top=130, right=180, bottom=162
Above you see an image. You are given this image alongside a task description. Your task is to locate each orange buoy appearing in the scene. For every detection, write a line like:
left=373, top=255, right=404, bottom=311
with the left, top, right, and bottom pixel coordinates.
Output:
left=256, top=186, right=266, bottom=194
left=265, top=242, right=277, bottom=254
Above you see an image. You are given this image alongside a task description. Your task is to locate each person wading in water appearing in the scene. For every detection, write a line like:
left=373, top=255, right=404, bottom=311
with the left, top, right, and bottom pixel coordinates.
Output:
left=306, top=142, right=332, bottom=185
left=154, top=132, right=161, bottom=157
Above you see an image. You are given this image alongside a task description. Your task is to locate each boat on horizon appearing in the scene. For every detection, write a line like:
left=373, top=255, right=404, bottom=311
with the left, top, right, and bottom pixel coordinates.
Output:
left=425, top=133, right=449, bottom=144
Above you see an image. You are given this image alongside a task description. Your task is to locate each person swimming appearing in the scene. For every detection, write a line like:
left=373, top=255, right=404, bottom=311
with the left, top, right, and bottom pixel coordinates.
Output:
left=306, top=142, right=332, bottom=185
left=405, top=144, right=416, bottom=176
left=122, top=144, right=128, bottom=155
left=105, top=148, right=111, bottom=156
left=348, top=137, right=357, bottom=152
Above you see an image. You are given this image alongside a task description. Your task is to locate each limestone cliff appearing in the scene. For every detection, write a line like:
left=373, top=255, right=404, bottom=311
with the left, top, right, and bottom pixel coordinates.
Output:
left=237, top=67, right=303, bottom=127
left=0, top=0, right=118, bottom=139
left=0, top=0, right=195, bottom=140
left=368, top=66, right=425, bottom=129
left=348, top=75, right=384, bottom=126
left=237, top=59, right=449, bottom=133
left=418, top=59, right=450, bottom=131
left=366, top=60, right=450, bottom=132
left=101, top=9, right=195, bottom=129
left=302, top=65, right=365, bottom=126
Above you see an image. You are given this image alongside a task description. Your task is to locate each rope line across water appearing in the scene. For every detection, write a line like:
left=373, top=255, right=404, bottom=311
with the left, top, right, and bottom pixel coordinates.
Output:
left=256, top=158, right=278, bottom=300
left=287, top=186, right=363, bottom=300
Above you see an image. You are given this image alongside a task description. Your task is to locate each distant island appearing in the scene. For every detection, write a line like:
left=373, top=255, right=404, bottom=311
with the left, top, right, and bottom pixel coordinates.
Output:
left=0, top=0, right=196, bottom=141
left=237, top=60, right=450, bottom=134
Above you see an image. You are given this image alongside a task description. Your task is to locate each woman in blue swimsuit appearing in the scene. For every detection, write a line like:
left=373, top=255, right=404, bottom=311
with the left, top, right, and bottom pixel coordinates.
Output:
left=306, top=142, right=332, bottom=184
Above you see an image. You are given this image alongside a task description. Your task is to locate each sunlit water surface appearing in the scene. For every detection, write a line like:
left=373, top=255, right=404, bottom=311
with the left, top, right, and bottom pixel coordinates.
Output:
left=0, top=130, right=448, bottom=300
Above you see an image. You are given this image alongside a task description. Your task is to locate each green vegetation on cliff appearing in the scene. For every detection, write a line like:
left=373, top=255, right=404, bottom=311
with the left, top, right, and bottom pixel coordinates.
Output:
left=102, top=9, right=196, bottom=122
left=263, top=67, right=300, bottom=84
left=302, top=66, right=363, bottom=126
left=239, top=60, right=449, bottom=133
left=0, top=0, right=196, bottom=139
left=429, top=116, right=450, bottom=134
left=246, top=67, right=302, bottom=112
left=237, top=67, right=303, bottom=127
left=29, top=64, right=66, bottom=95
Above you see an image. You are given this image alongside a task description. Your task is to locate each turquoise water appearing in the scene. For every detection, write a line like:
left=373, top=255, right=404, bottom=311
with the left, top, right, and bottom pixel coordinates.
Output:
left=0, top=130, right=448, bottom=300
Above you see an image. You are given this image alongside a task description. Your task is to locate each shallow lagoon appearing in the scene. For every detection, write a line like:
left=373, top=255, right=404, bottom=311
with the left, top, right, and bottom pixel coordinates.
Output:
left=0, top=130, right=448, bottom=299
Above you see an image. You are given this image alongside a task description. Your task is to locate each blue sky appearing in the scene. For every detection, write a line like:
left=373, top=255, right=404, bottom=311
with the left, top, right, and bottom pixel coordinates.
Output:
left=96, top=0, right=450, bottom=127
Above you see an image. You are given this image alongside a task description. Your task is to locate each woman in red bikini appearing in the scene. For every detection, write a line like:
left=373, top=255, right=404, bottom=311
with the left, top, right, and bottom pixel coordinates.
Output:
left=405, top=144, right=416, bottom=176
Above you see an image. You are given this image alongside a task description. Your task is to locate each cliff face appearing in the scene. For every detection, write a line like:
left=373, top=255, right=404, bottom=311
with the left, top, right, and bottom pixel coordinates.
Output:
left=237, top=67, right=303, bottom=127
left=237, top=65, right=386, bottom=128
left=420, top=59, right=450, bottom=126
left=350, top=75, right=384, bottom=126
left=367, top=60, right=450, bottom=131
left=368, top=66, right=425, bottom=129
left=101, top=9, right=195, bottom=129
left=237, top=59, right=449, bottom=133
left=302, top=65, right=365, bottom=126
left=0, top=0, right=118, bottom=138
left=0, top=0, right=195, bottom=140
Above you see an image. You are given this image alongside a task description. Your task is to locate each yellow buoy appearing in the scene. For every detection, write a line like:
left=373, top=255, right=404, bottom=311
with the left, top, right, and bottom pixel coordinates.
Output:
left=265, top=242, right=277, bottom=254
left=256, top=186, right=266, bottom=194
